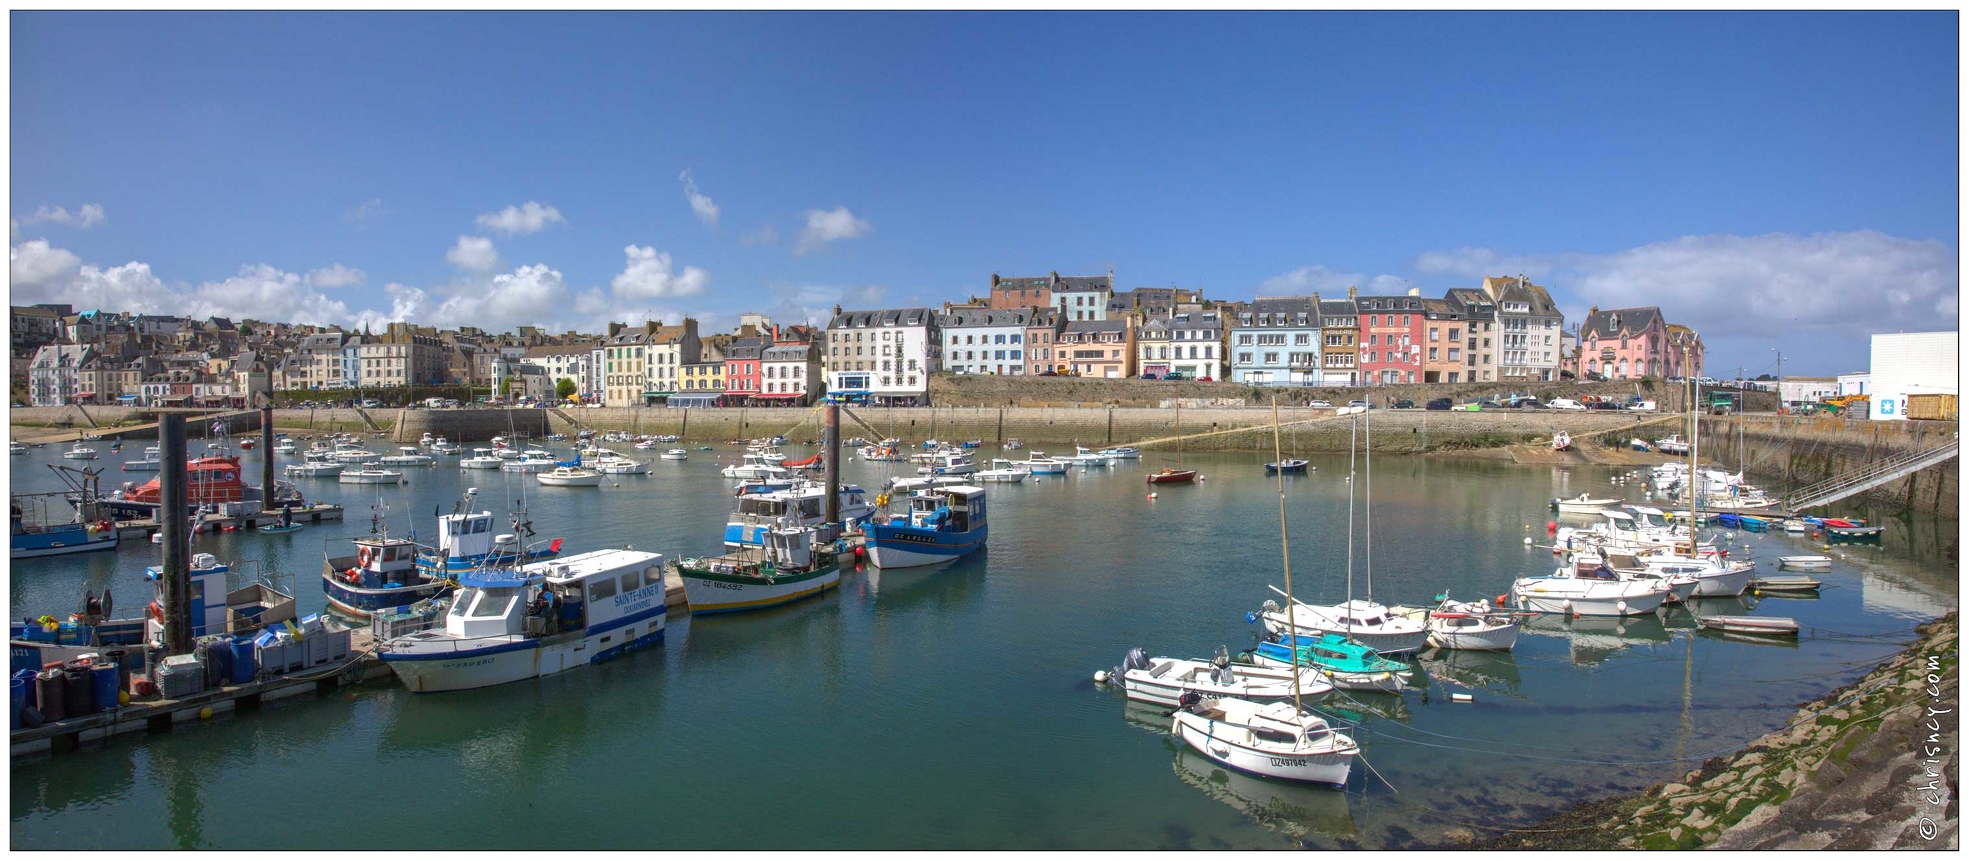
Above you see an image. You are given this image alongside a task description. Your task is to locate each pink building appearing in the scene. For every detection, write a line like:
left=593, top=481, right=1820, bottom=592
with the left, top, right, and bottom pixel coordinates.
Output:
left=1355, top=292, right=1427, bottom=385
left=1577, top=306, right=1701, bottom=380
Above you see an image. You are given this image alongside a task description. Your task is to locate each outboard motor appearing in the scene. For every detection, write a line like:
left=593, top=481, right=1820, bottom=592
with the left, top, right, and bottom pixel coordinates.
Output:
left=1177, top=691, right=1204, bottom=713
left=1111, top=646, right=1151, bottom=682
left=1211, top=646, right=1234, bottom=685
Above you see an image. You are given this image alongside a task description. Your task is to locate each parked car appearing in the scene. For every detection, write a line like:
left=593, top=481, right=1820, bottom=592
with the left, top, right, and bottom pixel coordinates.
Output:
left=1454, top=402, right=1484, bottom=411
left=1548, top=398, right=1587, bottom=411
left=1164, top=372, right=1187, bottom=381
left=1424, top=398, right=1452, bottom=411
left=1198, top=376, right=1213, bottom=382
left=1347, top=399, right=1370, bottom=409
left=1307, top=400, right=1334, bottom=408
left=1139, top=373, right=1160, bottom=380
left=360, top=399, right=382, bottom=408
left=1586, top=402, right=1622, bottom=411
left=1518, top=400, right=1549, bottom=410
left=1391, top=399, right=1415, bottom=409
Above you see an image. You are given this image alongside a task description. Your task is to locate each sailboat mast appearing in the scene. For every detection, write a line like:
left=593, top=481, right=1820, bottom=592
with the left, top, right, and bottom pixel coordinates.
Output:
left=1344, top=408, right=1357, bottom=614
left=1270, top=397, right=1303, bottom=709
left=1363, top=405, right=1373, bottom=604
left=1688, top=372, right=1700, bottom=542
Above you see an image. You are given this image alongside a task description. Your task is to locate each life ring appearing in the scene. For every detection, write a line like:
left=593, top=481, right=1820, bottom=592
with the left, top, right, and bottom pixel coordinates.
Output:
left=357, top=547, right=372, bottom=568
left=147, top=601, right=164, bottom=622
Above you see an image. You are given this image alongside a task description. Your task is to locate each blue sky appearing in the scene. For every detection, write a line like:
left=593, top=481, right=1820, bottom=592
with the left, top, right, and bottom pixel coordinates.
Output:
left=11, top=12, right=1958, bottom=375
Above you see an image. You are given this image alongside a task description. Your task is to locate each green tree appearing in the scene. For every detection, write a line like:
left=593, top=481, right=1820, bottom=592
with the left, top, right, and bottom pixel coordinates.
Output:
left=555, top=377, right=578, bottom=399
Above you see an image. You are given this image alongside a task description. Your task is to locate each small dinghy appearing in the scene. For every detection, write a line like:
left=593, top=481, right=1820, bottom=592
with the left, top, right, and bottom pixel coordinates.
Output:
left=1776, top=556, right=1833, bottom=572
left=1826, top=525, right=1884, bottom=541
left=1146, top=468, right=1197, bottom=484
left=1264, top=459, right=1309, bottom=473
left=1750, top=575, right=1823, bottom=593
left=258, top=523, right=306, bottom=534
left=1696, top=615, right=1800, bottom=637
left=1107, top=647, right=1332, bottom=707
left=1551, top=493, right=1622, bottom=515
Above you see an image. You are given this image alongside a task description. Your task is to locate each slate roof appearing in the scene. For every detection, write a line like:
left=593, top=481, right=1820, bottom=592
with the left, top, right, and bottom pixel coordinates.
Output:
left=827, top=307, right=936, bottom=329
left=1579, top=307, right=1664, bottom=340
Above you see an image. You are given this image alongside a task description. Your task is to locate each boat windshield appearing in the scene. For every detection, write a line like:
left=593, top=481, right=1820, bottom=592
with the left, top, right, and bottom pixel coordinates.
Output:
left=468, top=587, right=520, bottom=618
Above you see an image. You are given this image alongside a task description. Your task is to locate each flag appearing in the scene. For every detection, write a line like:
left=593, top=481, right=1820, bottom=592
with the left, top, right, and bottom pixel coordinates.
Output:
left=211, top=420, right=224, bottom=434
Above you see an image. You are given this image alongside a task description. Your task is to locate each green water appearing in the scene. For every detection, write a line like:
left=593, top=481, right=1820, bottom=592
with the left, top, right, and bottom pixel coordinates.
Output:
left=8, top=441, right=1957, bottom=849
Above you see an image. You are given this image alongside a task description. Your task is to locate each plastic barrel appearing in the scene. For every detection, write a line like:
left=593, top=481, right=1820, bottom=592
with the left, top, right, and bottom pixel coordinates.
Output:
left=102, top=648, right=131, bottom=692
left=91, top=665, right=118, bottom=713
left=10, top=677, right=24, bottom=730
left=34, top=670, right=65, bottom=722
left=63, top=665, right=94, bottom=716
left=230, top=640, right=255, bottom=684
left=13, top=668, right=37, bottom=712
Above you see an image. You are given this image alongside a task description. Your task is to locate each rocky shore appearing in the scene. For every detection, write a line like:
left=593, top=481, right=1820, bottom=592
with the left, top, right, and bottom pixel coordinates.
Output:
left=1467, top=614, right=1959, bottom=850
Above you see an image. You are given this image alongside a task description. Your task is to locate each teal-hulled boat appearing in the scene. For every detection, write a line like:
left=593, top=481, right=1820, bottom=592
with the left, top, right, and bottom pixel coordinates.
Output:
left=1737, top=514, right=1773, bottom=533
left=1238, top=632, right=1412, bottom=693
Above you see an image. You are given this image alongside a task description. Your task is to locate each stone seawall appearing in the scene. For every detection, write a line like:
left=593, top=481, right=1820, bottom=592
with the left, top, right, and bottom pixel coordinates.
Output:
left=1699, top=414, right=1960, bottom=517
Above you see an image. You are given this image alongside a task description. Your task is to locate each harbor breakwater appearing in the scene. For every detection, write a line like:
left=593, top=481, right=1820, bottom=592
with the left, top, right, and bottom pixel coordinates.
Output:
left=1469, top=613, right=1958, bottom=850
left=1698, top=414, right=1960, bottom=518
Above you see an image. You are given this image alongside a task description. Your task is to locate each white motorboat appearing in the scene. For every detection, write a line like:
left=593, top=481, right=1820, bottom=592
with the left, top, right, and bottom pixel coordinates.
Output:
left=1067, top=446, right=1115, bottom=467
left=122, top=445, right=163, bottom=472
left=339, top=468, right=405, bottom=484
left=1781, top=518, right=1809, bottom=533
left=1629, top=438, right=1651, bottom=452
left=1395, top=595, right=1523, bottom=652
left=285, top=455, right=344, bottom=477
left=9, top=441, right=26, bottom=455
left=1022, top=453, right=1070, bottom=474
left=1511, top=559, right=1669, bottom=616
left=594, top=456, right=649, bottom=475
left=431, top=437, right=460, bottom=455
left=659, top=449, right=689, bottom=461
left=1776, top=555, right=1832, bottom=572
left=501, top=455, right=557, bottom=474
left=378, top=446, right=436, bottom=466
left=1098, top=446, right=1141, bottom=460
left=973, top=459, right=1031, bottom=483
left=537, top=466, right=604, bottom=487
left=460, top=448, right=503, bottom=469
left=1654, top=434, right=1690, bottom=455
left=749, top=448, right=788, bottom=465
left=724, top=482, right=874, bottom=548
left=1260, top=597, right=1429, bottom=655
left=1552, top=493, right=1622, bottom=515
left=274, top=439, right=298, bottom=455
left=1171, top=696, right=1358, bottom=786
left=419, top=432, right=436, bottom=448
left=1642, top=551, right=1754, bottom=597
left=62, top=443, right=98, bottom=460
left=379, top=549, right=668, bottom=692
left=1551, top=430, right=1572, bottom=452
left=722, top=453, right=789, bottom=479
left=917, top=452, right=977, bottom=476
left=1111, top=648, right=1332, bottom=708
left=332, top=443, right=379, bottom=464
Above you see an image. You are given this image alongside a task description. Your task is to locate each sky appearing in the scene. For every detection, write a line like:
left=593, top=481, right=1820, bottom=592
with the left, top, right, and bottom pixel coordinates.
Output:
left=9, top=11, right=1959, bottom=376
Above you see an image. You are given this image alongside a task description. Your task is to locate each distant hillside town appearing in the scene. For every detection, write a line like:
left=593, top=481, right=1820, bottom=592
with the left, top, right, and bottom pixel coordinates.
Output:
left=15, top=271, right=1728, bottom=412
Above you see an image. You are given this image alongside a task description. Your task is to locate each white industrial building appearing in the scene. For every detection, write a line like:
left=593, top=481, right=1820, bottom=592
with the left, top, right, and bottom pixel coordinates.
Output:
left=1837, top=372, right=1870, bottom=397
left=1777, top=377, right=1839, bottom=409
left=1867, top=332, right=1957, bottom=421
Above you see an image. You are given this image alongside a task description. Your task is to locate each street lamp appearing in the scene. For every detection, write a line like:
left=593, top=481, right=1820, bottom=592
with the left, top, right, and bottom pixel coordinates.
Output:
left=1770, top=347, right=1783, bottom=413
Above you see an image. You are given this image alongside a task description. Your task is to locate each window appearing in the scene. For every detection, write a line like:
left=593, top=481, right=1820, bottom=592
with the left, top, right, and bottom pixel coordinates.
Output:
left=1294, top=334, right=1311, bottom=346
left=470, top=587, right=519, bottom=618
left=1262, top=352, right=1279, bottom=364
left=1237, top=352, right=1252, bottom=364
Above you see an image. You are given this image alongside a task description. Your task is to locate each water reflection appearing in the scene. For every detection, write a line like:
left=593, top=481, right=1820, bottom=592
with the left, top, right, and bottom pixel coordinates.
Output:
left=1170, top=742, right=1358, bottom=841
left=1519, top=612, right=1672, bottom=665
left=1418, top=648, right=1525, bottom=700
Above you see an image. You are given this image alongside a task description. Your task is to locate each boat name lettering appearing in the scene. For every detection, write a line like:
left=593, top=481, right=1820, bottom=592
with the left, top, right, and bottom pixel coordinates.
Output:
left=706, top=581, right=745, bottom=591
left=442, top=657, right=496, bottom=669
left=614, top=584, right=663, bottom=606
left=1267, top=757, right=1311, bottom=768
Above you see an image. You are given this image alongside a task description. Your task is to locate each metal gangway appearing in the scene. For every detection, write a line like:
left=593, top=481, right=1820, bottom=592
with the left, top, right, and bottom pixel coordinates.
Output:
left=1784, top=438, right=1958, bottom=511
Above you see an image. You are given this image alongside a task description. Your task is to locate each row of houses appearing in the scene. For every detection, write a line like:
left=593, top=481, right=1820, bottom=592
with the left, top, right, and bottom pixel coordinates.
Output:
left=15, top=271, right=1710, bottom=409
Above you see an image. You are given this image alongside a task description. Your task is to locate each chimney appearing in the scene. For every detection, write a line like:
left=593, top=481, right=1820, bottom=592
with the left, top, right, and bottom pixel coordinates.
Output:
left=991, top=273, right=1000, bottom=288
left=1347, top=285, right=1358, bottom=301
left=1588, top=305, right=1598, bottom=317
left=832, top=304, right=842, bottom=318
left=1407, top=286, right=1420, bottom=297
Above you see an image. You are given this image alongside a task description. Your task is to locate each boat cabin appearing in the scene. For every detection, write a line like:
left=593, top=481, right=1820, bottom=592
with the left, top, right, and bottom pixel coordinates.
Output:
left=903, top=486, right=986, bottom=532
left=145, top=553, right=297, bottom=640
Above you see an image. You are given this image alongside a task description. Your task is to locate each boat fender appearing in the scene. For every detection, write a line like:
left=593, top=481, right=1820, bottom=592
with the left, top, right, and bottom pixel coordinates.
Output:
left=1495, top=594, right=1509, bottom=607
left=1092, top=670, right=1109, bottom=684
left=1616, top=600, right=1629, bottom=615
left=1547, top=521, right=1557, bottom=535
left=1561, top=599, right=1573, bottom=615
left=1245, top=611, right=1259, bottom=624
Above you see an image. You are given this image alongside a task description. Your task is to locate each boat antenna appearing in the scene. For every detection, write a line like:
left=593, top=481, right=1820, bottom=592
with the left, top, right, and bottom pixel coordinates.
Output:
left=1270, top=396, right=1303, bottom=711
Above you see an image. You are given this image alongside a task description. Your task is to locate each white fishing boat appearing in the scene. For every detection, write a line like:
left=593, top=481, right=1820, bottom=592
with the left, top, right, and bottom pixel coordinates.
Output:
left=1776, top=555, right=1832, bottom=572
left=1170, top=696, right=1359, bottom=786
left=1109, top=647, right=1332, bottom=707
left=274, top=438, right=298, bottom=455
left=1511, top=558, right=1669, bottom=616
left=332, top=443, right=379, bottom=463
left=883, top=475, right=971, bottom=494
left=1098, top=446, right=1141, bottom=460
left=122, top=445, right=163, bottom=472
left=378, top=446, right=436, bottom=466
left=974, top=459, right=1031, bottom=483
left=659, top=449, right=688, bottom=461
left=1552, top=493, right=1622, bottom=515
left=339, top=468, right=405, bottom=484
left=431, top=437, right=461, bottom=455
left=594, top=456, right=649, bottom=475
left=9, top=441, right=26, bottom=455
left=379, top=549, right=669, bottom=693
left=722, top=453, right=789, bottom=479
left=1022, top=453, right=1070, bottom=474
left=917, top=452, right=978, bottom=476
left=62, top=442, right=98, bottom=460
left=1654, top=434, right=1690, bottom=455
left=537, top=466, right=604, bottom=487
left=724, top=482, right=874, bottom=548
left=460, top=448, right=503, bottom=469
left=1067, top=446, right=1115, bottom=467
left=419, top=432, right=436, bottom=447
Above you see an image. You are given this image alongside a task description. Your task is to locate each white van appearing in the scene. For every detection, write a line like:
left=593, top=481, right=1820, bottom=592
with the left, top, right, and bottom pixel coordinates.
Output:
left=1548, top=398, right=1587, bottom=411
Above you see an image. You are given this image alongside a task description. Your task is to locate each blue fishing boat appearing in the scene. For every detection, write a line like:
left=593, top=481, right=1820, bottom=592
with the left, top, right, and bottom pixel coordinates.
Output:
left=413, top=490, right=564, bottom=577
left=864, top=485, right=988, bottom=568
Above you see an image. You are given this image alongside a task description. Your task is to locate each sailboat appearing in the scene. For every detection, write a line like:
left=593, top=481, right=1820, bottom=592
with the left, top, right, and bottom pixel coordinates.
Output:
left=1265, top=408, right=1310, bottom=473
left=1146, top=402, right=1197, bottom=484
left=1258, top=406, right=1427, bottom=655
left=1171, top=398, right=1359, bottom=784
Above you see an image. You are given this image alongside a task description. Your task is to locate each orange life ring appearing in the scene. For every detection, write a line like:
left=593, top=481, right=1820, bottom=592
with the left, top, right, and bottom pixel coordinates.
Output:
left=357, top=547, right=372, bottom=568
left=147, top=601, right=163, bottom=622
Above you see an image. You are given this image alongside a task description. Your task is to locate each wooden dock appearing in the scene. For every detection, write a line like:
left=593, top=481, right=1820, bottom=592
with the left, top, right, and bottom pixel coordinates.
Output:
left=10, top=629, right=387, bottom=759
left=114, top=503, right=345, bottom=541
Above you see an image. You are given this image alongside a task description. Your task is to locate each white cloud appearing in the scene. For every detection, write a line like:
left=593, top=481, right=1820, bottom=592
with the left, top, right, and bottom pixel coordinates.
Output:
left=307, top=264, right=366, bottom=288
left=1259, top=265, right=1408, bottom=296
left=11, top=239, right=84, bottom=291
left=678, top=170, right=719, bottom=228
left=446, top=235, right=500, bottom=272
left=343, top=198, right=385, bottom=227
left=610, top=245, right=709, bottom=299
left=741, top=223, right=778, bottom=246
left=1414, top=231, right=1959, bottom=340
left=475, top=201, right=566, bottom=236
left=765, top=282, right=888, bottom=324
left=18, top=203, right=106, bottom=229
left=794, top=206, right=870, bottom=254
left=183, top=264, right=359, bottom=324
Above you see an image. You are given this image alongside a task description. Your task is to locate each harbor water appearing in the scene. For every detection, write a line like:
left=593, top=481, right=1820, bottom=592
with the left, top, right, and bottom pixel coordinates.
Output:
left=8, top=439, right=1957, bottom=848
